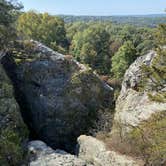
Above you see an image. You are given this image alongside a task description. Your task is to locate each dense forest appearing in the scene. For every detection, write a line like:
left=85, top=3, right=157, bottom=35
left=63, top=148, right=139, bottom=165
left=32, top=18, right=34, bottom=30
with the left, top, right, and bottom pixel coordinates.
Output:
left=60, top=14, right=166, bottom=27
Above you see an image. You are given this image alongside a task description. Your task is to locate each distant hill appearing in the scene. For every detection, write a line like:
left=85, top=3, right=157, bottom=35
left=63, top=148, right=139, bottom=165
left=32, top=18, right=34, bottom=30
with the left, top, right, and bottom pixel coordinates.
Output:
left=59, top=14, right=166, bottom=27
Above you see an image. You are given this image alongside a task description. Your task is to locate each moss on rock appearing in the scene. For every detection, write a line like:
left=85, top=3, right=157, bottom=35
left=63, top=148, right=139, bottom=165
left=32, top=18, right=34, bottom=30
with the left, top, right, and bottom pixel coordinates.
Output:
left=0, top=65, right=28, bottom=166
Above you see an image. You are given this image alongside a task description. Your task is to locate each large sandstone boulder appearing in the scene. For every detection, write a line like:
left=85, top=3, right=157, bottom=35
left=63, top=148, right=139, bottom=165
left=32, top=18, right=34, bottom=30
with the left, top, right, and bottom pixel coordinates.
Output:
left=28, top=140, right=89, bottom=166
left=77, top=135, right=143, bottom=166
left=0, top=64, right=28, bottom=165
left=2, top=40, right=113, bottom=152
left=112, top=51, right=166, bottom=136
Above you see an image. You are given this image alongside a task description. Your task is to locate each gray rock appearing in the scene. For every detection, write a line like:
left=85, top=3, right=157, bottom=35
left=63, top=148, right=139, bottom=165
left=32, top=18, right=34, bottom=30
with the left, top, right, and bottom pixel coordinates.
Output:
left=3, top=40, right=113, bottom=151
left=28, top=140, right=88, bottom=166
left=112, top=50, right=166, bottom=135
left=121, top=50, right=156, bottom=97
left=77, top=135, right=143, bottom=166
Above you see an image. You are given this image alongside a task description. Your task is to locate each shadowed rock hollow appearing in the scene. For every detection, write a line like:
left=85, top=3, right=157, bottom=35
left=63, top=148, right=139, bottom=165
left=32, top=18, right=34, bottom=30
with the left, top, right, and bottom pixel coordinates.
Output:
left=2, top=40, right=113, bottom=152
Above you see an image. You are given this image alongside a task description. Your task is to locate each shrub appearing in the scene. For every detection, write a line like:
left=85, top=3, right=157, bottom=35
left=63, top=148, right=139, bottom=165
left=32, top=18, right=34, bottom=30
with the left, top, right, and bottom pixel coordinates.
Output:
left=0, top=128, right=27, bottom=166
left=128, top=112, right=166, bottom=165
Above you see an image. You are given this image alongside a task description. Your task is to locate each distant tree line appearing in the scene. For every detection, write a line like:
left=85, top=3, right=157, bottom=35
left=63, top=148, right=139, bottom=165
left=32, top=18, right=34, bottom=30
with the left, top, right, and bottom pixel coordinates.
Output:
left=60, top=15, right=166, bottom=27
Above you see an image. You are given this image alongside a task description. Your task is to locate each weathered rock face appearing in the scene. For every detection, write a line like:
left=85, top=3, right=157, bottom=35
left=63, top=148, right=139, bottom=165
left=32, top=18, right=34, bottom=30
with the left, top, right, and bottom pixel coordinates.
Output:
left=0, top=64, right=28, bottom=165
left=28, top=140, right=89, bottom=166
left=112, top=50, right=166, bottom=136
left=77, top=135, right=143, bottom=166
left=2, top=40, right=113, bottom=152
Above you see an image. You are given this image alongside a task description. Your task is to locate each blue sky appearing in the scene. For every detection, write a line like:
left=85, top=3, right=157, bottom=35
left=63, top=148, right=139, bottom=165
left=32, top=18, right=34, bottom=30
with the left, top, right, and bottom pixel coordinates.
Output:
left=20, top=0, right=166, bottom=16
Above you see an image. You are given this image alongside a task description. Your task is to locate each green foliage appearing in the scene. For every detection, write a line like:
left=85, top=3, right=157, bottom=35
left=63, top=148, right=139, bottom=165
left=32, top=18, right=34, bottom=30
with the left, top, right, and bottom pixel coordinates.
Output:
left=140, top=48, right=166, bottom=102
left=0, top=65, right=28, bottom=166
left=70, top=24, right=111, bottom=74
left=111, top=41, right=137, bottom=79
left=0, top=0, right=22, bottom=50
left=139, top=24, right=166, bottom=103
left=66, top=22, right=89, bottom=42
left=17, top=11, right=69, bottom=53
left=156, top=24, right=166, bottom=45
left=128, top=112, right=166, bottom=165
left=1, top=82, right=13, bottom=97
left=136, top=40, right=155, bottom=56
left=0, top=129, right=25, bottom=166
left=67, top=22, right=155, bottom=75
left=9, top=40, right=39, bottom=64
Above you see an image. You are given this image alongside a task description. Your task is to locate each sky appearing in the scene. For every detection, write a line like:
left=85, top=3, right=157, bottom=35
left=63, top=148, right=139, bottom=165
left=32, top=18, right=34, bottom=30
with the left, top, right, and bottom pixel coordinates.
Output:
left=20, top=0, right=166, bottom=16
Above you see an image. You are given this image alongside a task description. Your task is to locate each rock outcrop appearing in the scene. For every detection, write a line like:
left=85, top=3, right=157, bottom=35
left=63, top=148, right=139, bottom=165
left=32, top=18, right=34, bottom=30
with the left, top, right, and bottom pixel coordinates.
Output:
left=2, top=40, right=113, bottom=152
left=77, top=135, right=143, bottom=166
left=28, top=140, right=89, bottom=166
left=0, top=64, right=28, bottom=165
left=112, top=51, right=166, bottom=136
left=28, top=136, right=143, bottom=166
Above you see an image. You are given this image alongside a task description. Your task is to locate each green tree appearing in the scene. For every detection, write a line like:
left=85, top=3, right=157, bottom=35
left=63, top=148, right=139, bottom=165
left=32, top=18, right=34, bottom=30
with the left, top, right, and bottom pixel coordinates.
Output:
left=156, top=24, right=166, bottom=45
left=111, top=41, right=137, bottom=79
left=147, top=49, right=166, bottom=102
left=66, top=22, right=89, bottom=42
left=17, top=11, right=69, bottom=53
left=139, top=23, right=166, bottom=103
left=0, top=0, right=22, bottom=51
left=70, top=24, right=111, bottom=74
left=140, top=52, right=166, bottom=102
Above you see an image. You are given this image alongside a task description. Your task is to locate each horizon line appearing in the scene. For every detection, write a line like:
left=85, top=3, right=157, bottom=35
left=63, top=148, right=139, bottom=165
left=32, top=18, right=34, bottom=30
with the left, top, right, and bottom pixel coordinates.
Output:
left=21, top=9, right=166, bottom=17
left=57, top=13, right=166, bottom=17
